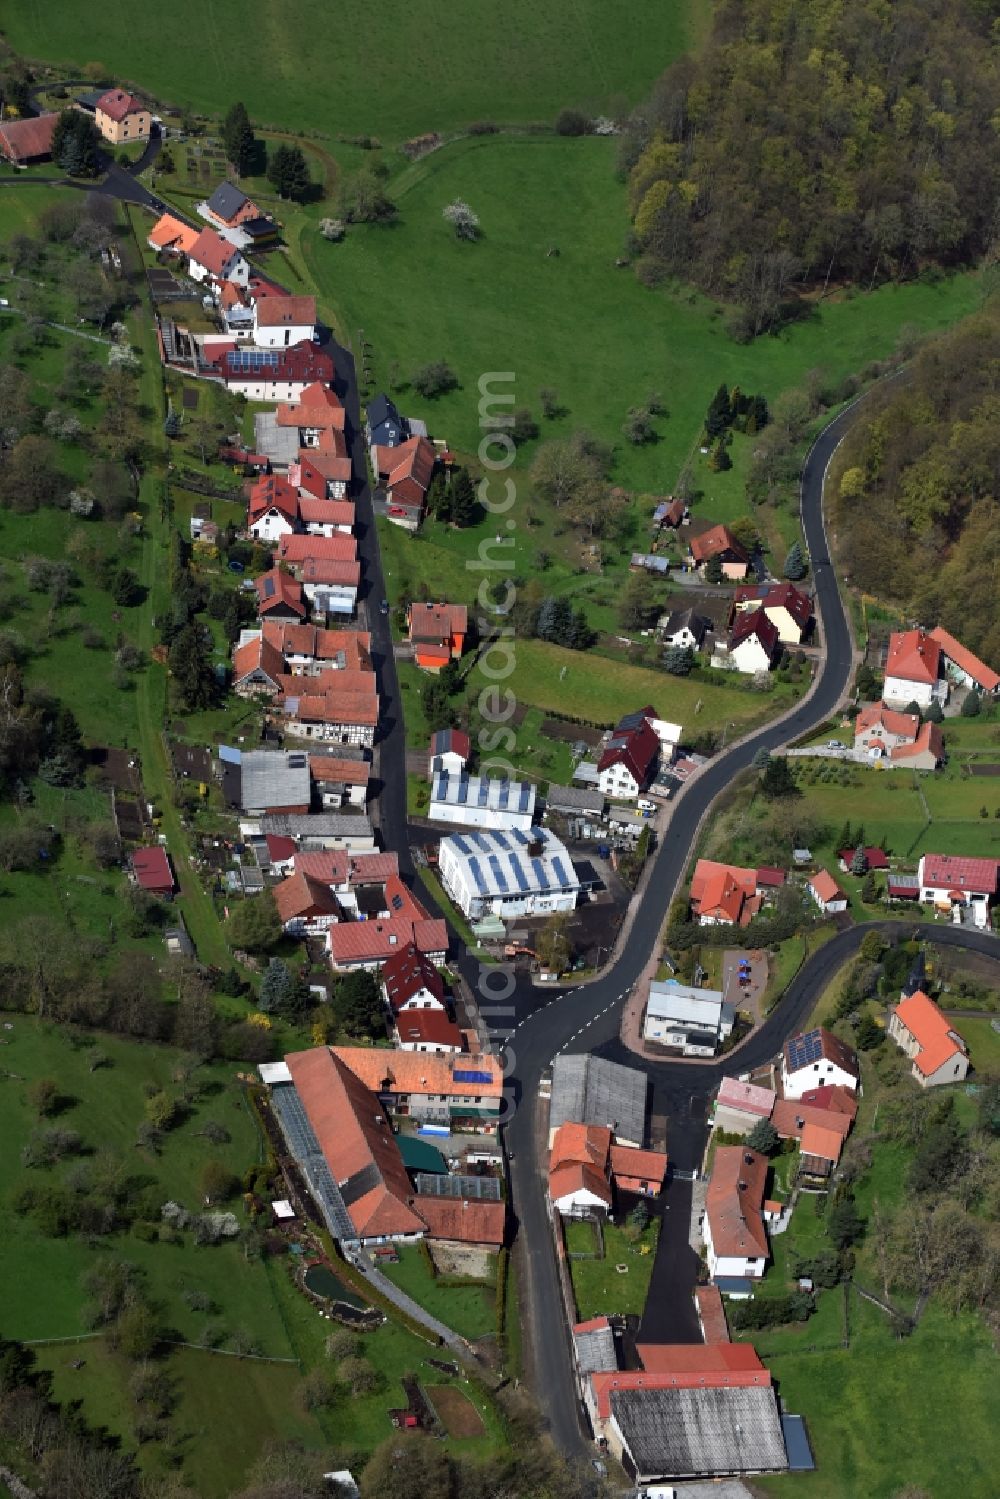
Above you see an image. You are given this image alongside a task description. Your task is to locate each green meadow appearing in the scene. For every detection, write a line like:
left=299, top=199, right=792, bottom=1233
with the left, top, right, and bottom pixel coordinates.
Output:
left=308, top=136, right=982, bottom=485
left=6, top=1, right=698, bottom=139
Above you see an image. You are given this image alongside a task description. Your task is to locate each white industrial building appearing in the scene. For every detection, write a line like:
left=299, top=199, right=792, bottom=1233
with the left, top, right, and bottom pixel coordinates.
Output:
left=643, top=981, right=736, bottom=1056
left=438, top=826, right=580, bottom=920
left=429, top=770, right=536, bottom=831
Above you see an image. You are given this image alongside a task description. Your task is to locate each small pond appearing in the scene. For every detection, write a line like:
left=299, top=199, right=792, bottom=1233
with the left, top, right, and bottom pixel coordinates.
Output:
left=303, top=1262, right=365, bottom=1308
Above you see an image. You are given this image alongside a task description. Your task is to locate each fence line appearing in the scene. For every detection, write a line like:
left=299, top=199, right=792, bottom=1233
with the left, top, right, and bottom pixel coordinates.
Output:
left=22, top=1330, right=296, bottom=1364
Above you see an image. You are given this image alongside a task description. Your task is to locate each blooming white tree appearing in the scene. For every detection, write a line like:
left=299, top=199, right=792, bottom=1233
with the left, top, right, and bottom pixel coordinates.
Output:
left=443, top=199, right=481, bottom=241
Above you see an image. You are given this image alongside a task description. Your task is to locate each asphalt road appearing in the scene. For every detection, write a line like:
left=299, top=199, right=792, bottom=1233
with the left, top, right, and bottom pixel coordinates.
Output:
left=334, top=345, right=994, bottom=1455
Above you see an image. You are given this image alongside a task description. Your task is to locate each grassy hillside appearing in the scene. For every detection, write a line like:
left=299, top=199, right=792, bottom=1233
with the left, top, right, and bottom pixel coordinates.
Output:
left=305, top=137, right=982, bottom=495
left=6, top=1, right=697, bottom=139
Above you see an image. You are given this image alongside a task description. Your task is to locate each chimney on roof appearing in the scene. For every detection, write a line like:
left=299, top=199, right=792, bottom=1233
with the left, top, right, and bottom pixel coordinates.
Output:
left=744, top=1152, right=755, bottom=1165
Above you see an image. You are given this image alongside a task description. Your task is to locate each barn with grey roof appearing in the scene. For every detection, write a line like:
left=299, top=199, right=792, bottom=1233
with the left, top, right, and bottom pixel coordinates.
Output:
left=548, top=1054, right=648, bottom=1147
left=609, top=1384, right=789, bottom=1482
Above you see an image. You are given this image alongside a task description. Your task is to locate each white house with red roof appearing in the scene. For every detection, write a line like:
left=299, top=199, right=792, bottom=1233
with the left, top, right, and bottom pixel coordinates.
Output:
left=703, top=1145, right=769, bottom=1280
left=393, top=1009, right=464, bottom=1053
left=381, top=942, right=447, bottom=1014
left=731, top=582, right=813, bottom=644
left=917, top=853, right=1000, bottom=928
left=252, top=294, right=317, bottom=348
left=248, top=474, right=300, bottom=542
left=597, top=709, right=661, bottom=800
left=883, top=628, right=947, bottom=709
left=807, top=868, right=848, bottom=914
left=726, top=606, right=781, bottom=674
left=309, top=755, right=370, bottom=809
left=272, top=870, right=342, bottom=936
left=187, top=227, right=250, bottom=288
left=889, top=989, right=969, bottom=1088
left=927, top=626, right=1000, bottom=697
left=428, top=727, right=471, bottom=778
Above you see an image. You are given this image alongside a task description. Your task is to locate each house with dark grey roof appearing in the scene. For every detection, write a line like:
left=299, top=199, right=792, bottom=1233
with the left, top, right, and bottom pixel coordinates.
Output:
left=366, top=393, right=407, bottom=451
left=258, top=813, right=375, bottom=851
left=609, top=1384, right=789, bottom=1482
left=239, top=749, right=312, bottom=816
left=199, top=182, right=279, bottom=248
left=659, top=607, right=712, bottom=650
left=545, top=783, right=606, bottom=818
left=573, top=1317, right=618, bottom=1378
left=548, top=1054, right=647, bottom=1148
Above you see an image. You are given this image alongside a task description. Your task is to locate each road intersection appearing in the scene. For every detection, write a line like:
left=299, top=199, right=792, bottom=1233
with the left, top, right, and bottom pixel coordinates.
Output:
left=335, top=346, right=994, bottom=1453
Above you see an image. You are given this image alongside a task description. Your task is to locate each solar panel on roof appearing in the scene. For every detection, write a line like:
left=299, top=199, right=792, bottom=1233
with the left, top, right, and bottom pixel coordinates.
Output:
left=468, top=857, right=488, bottom=895
left=450, top=834, right=470, bottom=855
left=518, top=783, right=531, bottom=812
left=508, top=852, right=530, bottom=893
left=531, top=858, right=548, bottom=889
left=497, top=780, right=509, bottom=809
left=787, top=1028, right=822, bottom=1071
left=263, top=576, right=275, bottom=597
left=509, top=828, right=530, bottom=846
left=478, top=779, right=489, bottom=807
left=453, top=1068, right=493, bottom=1083
left=487, top=854, right=509, bottom=892
left=550, top=856, right=572, bottom=887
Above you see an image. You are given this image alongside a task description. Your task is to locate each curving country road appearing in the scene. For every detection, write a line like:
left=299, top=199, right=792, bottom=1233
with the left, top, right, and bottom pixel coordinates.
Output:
left=334, top=350, right=992, bottom=1451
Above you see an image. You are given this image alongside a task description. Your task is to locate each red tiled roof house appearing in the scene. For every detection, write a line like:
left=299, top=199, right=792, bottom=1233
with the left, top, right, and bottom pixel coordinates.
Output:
left=917, top=853, right=1000, bottom=928
left=130, top=845, right=176, bottom=898
left=703, top=1146, right=769, bottom=1281
left=95, top=89, right=151, bottom=145
left=688, top=523, right=750, bottom=580
left=882, top=628, right=946, bottom=710
left=407, top=602, right=467, bottom=672
left=889, top=989, right=969, bottom=1088
left=0, top=113, right=60, bottom=166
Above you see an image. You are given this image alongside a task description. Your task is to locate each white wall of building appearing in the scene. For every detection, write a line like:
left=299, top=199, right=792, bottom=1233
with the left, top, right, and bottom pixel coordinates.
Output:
left=255, top=320, right=316, bottom=349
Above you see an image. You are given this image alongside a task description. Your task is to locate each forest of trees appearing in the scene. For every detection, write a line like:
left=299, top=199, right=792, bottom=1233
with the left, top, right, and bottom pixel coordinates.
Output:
left=831, top=306, right=1000, bottom=667
left=621, top=0, right=1000, bottom=335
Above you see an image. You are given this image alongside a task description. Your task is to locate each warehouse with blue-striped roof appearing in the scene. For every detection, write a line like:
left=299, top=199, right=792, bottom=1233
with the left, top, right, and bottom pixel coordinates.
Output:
left=438, top=826, right=581, bottom=919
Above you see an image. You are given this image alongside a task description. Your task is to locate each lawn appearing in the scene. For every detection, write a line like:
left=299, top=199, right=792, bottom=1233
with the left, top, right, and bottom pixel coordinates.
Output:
left=762, top=929, right=838, bottom=1014
left=504, top=638, right=802, bottom=732
left=378, top=1245, right=497, bottom=1343
left=262, top=1254, right=504, bottom=1458
left=958, top=1016, right=1000, bottom=1075
left=0, top=1020, right=288, bottom=1353
left=312, top=135, right=982, bottom=489
left=7, top=3, right=699, bottom=139
left=755, top=1304, right=998, bottom=1499
left=568, top=1219, right=659, bottom=1319
left=33, top=1340, right=323, bottom=1499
